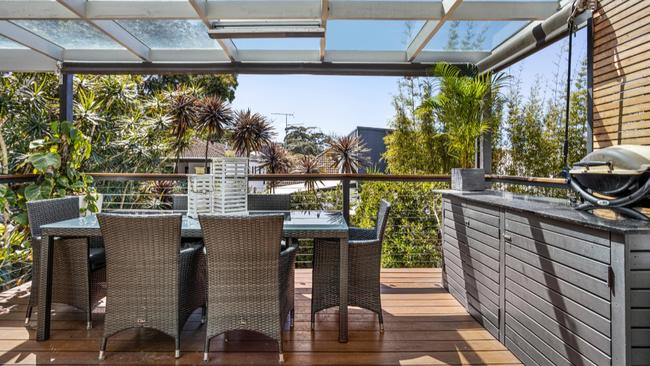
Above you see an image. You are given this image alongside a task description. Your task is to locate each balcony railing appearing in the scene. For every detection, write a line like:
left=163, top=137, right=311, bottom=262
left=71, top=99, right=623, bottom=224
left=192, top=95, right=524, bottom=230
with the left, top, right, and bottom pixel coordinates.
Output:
left=0, top=172, right=570, bottom=291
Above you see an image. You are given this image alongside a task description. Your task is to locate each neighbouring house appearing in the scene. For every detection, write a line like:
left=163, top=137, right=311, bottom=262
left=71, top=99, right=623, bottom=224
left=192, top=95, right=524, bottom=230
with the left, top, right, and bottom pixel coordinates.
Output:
left=347, top=126, right=392, bottom=173
left=174, top=139, right=265, bottom=192
left=314, top=149, right=339, bottom=174
left=175, top=139, right=226, bottom=174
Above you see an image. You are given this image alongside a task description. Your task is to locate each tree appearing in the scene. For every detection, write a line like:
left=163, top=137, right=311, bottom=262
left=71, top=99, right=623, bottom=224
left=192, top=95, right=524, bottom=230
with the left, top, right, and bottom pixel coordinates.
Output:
left=230, top=109, right=275, bottom=157
left=142, top=74, right=238, bottom=102
left=259, top=143, right=292, bottom=192
left=284, top=126, right=328, bottom=156
left=195, top=96, right=233, bottom=169
left=295, top=155, right=322, bottom=192
left=417, top=63, right=505, bottom=168
left=327, top=135, right=369, bottom=174
left=167, top=90, right=198, bottom=173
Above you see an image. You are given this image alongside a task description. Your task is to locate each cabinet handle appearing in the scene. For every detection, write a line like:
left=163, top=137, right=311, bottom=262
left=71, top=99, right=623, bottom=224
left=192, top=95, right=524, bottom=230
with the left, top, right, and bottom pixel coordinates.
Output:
left=503, top=234, right=512, bottom=242
left=465, top=220, right=471, bottom=226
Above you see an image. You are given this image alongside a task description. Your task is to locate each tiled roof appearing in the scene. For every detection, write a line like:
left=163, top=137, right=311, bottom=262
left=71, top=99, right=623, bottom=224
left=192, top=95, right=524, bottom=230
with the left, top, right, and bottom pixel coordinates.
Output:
left=180, top=139, right=226, bottom=160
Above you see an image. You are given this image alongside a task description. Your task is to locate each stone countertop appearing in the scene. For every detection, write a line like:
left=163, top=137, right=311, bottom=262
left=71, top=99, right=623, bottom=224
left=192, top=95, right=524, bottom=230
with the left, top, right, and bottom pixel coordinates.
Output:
left=436, top=190, right=650, bottom=234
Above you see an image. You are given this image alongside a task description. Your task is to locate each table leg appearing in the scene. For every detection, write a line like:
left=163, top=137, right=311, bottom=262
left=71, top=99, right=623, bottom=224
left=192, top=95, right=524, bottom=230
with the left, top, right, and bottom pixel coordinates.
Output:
left=339, top=236, right=348, bottom=343
left=36, top=235, right=53, bottom=341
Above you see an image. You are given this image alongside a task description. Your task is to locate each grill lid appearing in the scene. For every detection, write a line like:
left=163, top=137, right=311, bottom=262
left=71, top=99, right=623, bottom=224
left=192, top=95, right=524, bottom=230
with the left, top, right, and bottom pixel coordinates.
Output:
left=570, top=145, right=650, bottom=175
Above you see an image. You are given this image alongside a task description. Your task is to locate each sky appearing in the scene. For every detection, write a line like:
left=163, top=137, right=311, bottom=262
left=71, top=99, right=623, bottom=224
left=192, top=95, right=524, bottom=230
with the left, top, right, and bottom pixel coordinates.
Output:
left=232, top=27, right=587, bottom=141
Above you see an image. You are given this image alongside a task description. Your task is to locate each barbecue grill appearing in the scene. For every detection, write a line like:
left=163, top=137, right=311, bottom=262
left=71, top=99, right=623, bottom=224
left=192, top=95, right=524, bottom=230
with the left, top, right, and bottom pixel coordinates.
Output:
left=569, top=145, right=650, bottom=221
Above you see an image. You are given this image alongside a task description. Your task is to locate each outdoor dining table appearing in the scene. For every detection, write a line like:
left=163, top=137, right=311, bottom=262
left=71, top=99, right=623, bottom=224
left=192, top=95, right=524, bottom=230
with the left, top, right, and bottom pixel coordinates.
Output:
left=35, top=211, right=350, bottom=343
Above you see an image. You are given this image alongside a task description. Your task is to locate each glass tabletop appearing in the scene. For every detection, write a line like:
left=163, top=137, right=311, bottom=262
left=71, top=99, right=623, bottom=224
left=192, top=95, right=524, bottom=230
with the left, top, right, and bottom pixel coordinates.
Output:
left=41, top=211, right=348, bottom=233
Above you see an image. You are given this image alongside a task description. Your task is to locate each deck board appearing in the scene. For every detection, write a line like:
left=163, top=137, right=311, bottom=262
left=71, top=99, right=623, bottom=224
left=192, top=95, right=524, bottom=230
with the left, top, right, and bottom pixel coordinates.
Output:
left=0, top=269, right=521, bottom=365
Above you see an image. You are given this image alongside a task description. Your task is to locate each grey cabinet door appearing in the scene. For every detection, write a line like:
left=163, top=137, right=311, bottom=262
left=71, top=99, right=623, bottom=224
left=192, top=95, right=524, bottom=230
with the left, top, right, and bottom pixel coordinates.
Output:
left=503, top=211, right=612, bottom=366
left=442, top=198, right=501, bottom=339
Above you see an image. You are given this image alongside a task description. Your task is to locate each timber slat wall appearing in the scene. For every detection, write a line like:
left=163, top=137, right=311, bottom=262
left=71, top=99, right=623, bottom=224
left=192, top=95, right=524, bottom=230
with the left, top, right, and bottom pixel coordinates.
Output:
left=593, top=0, right=650, bottom=148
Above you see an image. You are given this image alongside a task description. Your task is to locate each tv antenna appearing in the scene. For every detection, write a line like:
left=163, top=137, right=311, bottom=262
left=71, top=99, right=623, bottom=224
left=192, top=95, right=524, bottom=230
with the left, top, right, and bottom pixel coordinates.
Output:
left=271, top=112, right=295, bottom=133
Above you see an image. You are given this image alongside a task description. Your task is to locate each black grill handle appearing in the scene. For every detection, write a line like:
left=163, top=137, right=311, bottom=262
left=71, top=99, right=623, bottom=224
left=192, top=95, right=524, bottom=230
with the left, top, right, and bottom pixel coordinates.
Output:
left=573, top=161, right=612, bottom=168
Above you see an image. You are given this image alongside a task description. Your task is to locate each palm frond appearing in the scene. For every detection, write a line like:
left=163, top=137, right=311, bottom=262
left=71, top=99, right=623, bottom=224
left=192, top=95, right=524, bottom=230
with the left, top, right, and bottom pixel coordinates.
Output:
left=327, top=135, right=369, bottom=174
left=231, top=109, right=275, bottom=157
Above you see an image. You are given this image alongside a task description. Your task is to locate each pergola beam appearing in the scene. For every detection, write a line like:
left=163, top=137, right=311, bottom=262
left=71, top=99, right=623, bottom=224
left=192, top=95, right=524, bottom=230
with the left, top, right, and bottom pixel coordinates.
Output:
left=0, top=21, right=63, bottom=60
left=320, top=0, right=329, bottom=61
left=56, top=0, right=152, bottom=62
left=188, top=0, right=238, bottom=62
left=61, top=61, right=448, bottom=77
left=0, top=0, right=559, bottom=21
left=0, top=49, right=57, bottom=72
left=406, top=0, right=463, bottom=62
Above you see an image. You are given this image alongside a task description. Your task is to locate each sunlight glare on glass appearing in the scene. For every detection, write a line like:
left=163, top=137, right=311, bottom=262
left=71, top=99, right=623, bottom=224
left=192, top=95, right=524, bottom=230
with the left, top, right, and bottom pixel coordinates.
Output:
left=117, top=20, right=221, bottom=49
left=13, top=20, right=124, bottom=49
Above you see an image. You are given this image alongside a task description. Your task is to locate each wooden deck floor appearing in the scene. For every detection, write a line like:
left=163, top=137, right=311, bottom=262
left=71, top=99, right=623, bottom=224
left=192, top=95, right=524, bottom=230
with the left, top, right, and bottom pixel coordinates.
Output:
left=0, top=269, right=520, bottom=365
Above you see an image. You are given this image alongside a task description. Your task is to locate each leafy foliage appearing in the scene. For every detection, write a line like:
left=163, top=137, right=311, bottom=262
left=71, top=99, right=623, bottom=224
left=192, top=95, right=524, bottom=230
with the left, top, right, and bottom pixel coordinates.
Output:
left=496, top=58, right=588, bottom=196
left=353, top=180, right=445, bottom=268
left=1, top=121, right=97, bottom=289
left=284, top=126, right=329, bottom=156
left=417, top=64, right=505, bottom=168
left=20, top=121, right=96, bottom=207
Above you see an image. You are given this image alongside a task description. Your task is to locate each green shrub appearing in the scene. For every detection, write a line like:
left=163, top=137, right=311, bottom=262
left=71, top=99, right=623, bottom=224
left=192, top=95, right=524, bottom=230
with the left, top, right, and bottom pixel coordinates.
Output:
left=354, top=181, right=446, bottom=268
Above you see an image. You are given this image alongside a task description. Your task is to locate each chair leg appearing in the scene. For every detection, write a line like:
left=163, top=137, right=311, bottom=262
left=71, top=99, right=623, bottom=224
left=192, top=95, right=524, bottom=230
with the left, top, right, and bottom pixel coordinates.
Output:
left=290, top=308, right=295, bottom=329
left=175, top=337, right=181, bottom=359
left=310, top=311, right=315, bottom=331
left=278, top=340, right=284, bottom=363
left=24, top=305, right=33, bottom=325
left=378, top=311, right=384, bottom=333
left=98, top=337, right=107, bottom=360
left=203, top=336, right=210, bottom=362
left=86, top=307, right=92, bottom=330
left=201, top=306, right=206, bottom=324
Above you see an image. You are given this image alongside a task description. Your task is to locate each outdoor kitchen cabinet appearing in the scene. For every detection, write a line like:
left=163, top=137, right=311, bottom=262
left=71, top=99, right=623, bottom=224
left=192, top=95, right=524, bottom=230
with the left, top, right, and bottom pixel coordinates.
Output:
left=439, top=191, right=650, bottom=366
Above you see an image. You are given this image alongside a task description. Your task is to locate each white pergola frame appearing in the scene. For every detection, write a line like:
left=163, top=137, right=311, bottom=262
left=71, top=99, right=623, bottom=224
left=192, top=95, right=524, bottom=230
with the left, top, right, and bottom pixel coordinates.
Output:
left=0, top=0, right=566, bottom=74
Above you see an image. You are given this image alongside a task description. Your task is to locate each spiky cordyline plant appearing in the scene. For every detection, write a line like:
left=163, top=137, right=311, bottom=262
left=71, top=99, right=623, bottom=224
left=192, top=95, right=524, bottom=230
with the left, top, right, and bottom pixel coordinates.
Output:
left=231, top=109, right=275, bottom=157
left=295, top=155, right=322, bottom=192
left=196, top=96, right=233, bottom=169
left=328, top=135, right=369, bottom=174
left=168, top=91, right=197, bottom=172
left=259, top=143, right=292, bottom=192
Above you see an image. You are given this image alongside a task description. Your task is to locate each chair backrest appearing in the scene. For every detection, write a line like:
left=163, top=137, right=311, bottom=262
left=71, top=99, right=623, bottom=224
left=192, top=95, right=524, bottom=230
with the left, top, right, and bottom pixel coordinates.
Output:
left=247, top=194, right=292, bottom=211
left=172, top=194, right=188, bottom=211
left=27, top=196, right=80, bottom=238
left=199, top=214, right=284, bottom=327
left=375, top=199, right=391, bottom=241
left=97, top=214, right=182, bottom=332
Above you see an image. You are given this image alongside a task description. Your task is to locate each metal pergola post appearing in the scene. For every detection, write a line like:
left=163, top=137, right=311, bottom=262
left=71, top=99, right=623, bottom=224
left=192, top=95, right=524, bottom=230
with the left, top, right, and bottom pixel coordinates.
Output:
left=586, top=16, right=594, bottom=153
left=59, top=73, right=73, bottom=122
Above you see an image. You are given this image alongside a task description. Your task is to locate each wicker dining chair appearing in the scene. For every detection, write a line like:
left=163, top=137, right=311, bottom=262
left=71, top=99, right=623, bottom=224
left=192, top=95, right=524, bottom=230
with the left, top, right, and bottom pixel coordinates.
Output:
left=172, top=194, right=188, bottom=211
left=26, top=197, right=106, bottom=329
left=199, top=214, right=296, bottom=363
left=247, top=194, right=292, bottom=211
left=311, top=199, right=391, bottom=331
left=96, top=214, right=206, bottom=360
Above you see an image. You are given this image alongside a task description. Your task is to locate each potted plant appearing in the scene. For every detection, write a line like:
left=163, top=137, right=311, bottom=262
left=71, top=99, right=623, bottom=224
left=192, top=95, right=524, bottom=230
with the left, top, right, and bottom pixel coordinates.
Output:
left=417, top=63, right=504, bottom=191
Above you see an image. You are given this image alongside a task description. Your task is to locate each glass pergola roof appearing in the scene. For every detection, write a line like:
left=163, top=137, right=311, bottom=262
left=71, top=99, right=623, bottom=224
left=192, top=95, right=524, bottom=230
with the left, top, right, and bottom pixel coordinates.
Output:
left=0, top=0, right=571, bottom=74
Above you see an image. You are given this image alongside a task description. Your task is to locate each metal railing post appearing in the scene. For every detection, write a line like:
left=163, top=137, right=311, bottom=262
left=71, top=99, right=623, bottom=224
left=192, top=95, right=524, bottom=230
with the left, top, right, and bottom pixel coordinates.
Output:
left=342, top=178, right=350, bottom=224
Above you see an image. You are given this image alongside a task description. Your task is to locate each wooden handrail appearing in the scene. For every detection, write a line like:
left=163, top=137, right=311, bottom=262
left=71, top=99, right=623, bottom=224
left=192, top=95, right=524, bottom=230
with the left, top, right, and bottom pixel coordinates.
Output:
left=486, top=174, right=568, bottom=188
left=0, top=174, right=38, bottom=183
left=0, top=172, right=569, bottom=188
